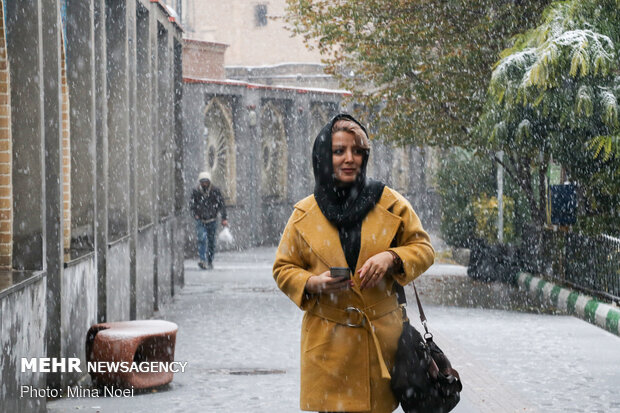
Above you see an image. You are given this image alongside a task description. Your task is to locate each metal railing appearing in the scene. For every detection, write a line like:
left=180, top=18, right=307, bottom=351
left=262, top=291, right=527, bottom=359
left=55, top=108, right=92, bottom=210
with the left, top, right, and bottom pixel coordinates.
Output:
left=526, top=229, right=620, bottom=303
left=563, top=232, right=620, bottom=303
left=470, top=226, right=620, bottom=303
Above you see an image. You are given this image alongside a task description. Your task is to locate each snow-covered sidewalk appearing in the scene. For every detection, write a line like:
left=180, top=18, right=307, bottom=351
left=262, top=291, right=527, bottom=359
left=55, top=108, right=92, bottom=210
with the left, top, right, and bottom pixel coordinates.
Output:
left=48, top=247, right=620, bottom=412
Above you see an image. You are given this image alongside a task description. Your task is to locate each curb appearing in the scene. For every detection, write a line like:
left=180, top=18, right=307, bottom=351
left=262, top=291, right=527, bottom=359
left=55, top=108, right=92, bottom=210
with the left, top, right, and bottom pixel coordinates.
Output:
left=515, top=272, right=620, bottom=337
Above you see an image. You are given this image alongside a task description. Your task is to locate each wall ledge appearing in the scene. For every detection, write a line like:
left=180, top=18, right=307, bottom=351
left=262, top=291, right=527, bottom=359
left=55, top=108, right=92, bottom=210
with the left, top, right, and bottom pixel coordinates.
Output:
left=0, top=270, right=45, bottom=300
left=63, top=251, right=95, bottom=269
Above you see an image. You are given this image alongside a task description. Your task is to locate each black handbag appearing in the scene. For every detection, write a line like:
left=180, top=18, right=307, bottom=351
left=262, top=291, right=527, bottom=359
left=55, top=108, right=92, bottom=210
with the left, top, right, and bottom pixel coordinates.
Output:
left=391, top=282, right=462, bottom=413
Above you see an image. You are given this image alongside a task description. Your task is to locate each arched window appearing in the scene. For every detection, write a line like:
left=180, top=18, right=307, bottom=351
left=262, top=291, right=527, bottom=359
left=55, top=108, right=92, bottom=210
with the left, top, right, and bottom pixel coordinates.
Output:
left=308, top=103, right=331, bottom=143
left=203, top=97, right=236, bottom=204
left=260, top=102, right=287, bottom=200
left=307, top=103, right=334, bottom=187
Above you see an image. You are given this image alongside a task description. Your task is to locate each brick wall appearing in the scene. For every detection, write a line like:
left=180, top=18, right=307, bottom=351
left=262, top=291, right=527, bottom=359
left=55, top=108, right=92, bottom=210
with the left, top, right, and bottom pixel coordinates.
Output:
left=0, top=2, right=12, bottom=269
left=182, top=39, right=228, bottom=80
left=61, top=38, right=71, bottom=259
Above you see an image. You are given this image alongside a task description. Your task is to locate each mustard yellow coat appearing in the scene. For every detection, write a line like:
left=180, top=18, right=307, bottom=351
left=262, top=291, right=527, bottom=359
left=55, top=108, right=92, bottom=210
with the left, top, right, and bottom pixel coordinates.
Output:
left=273, top=187, right=435, bottom=412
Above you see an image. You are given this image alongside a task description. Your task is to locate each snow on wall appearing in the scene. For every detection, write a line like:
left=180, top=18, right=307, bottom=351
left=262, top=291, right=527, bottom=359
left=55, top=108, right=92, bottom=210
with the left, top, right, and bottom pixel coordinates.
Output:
left=157, top=219, right=174, bottom=309
left=171, top=219, right=185, bottom=293
left=0, top=274, right=46, bottom=413
left=136, top=228, right=155, bottom=319
left=107, top=240, right=131, bottom=322
left=61, top=255, right=97, bottom=387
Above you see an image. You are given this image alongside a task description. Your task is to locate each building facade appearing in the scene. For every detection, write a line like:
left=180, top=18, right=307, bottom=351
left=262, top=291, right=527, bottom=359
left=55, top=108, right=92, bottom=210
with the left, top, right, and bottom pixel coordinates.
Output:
left=0, top=1, right=442, bottom=410
left=172, top=0, right=339, bottom=87
left=179, top=0, right=322, bottom=67
left=181, top=78, right=440, bottom=253
left=0, top=1, right=184, bottom=411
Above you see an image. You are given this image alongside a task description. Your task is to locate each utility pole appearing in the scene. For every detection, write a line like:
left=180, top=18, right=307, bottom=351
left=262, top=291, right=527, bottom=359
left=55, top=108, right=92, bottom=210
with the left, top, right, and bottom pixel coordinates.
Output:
left=497, top=150, right=504, bottom=243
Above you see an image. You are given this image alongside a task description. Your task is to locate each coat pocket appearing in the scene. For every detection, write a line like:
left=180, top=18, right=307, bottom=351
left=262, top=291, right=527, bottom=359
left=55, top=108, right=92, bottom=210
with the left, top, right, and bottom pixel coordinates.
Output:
left=302, top=314, right=334, bottom=352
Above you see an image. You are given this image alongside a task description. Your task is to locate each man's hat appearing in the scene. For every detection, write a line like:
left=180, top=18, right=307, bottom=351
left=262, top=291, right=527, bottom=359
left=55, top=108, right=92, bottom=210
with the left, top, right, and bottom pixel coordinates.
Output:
left=198, top=171, right=211, bottom=182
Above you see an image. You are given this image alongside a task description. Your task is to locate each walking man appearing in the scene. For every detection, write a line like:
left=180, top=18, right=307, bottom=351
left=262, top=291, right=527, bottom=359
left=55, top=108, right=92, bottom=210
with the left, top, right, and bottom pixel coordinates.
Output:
left=190, top=171, right=228, bottom=270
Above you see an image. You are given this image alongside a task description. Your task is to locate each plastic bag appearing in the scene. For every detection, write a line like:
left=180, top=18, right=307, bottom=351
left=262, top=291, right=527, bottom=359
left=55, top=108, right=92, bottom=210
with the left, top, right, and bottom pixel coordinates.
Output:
left=218, top=227, right=234, bottom=245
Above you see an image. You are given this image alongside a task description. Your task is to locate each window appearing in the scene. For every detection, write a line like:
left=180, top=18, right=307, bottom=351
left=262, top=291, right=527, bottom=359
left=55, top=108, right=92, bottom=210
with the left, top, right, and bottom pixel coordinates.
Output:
left=255, top=4, right=267, bottom=27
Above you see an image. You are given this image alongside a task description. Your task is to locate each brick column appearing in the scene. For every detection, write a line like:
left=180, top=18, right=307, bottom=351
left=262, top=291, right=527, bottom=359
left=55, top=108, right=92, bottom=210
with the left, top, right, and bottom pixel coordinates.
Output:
left=61, top=38, right=71, bottom=259
left=0, top=1, right=12, bottom=270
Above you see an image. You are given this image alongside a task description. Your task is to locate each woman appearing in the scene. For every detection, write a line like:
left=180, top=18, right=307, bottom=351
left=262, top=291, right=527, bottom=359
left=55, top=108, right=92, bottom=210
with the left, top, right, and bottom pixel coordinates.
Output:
left=273, top=114, right=434, bottom=412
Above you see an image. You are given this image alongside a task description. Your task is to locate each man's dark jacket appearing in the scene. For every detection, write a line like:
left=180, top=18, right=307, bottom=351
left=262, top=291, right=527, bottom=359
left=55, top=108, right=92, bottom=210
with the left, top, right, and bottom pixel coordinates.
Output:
left=190, top=185, right=227, bottom=222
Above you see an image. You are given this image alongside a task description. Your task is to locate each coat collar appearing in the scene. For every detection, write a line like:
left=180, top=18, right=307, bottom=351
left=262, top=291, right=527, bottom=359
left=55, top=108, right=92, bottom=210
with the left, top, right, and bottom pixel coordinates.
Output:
left=293, top=188, right=401, bottom=271
left=294, top=197, right=348, bottom=268
left=357, top=194, right=401, bottom=271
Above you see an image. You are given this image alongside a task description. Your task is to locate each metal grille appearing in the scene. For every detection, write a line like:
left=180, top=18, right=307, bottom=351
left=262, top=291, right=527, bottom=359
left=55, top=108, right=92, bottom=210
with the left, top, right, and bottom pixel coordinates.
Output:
left=564, top=232, right=620, bottom=303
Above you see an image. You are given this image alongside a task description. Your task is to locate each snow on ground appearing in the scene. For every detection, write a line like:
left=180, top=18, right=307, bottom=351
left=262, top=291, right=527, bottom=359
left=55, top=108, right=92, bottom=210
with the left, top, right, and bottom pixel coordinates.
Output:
left=48, top=247, right=620, bottom=413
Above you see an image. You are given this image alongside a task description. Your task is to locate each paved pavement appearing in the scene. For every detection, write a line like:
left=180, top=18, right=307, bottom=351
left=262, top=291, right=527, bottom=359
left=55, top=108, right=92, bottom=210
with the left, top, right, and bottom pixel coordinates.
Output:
left=48, top=247, right=620, bottom=413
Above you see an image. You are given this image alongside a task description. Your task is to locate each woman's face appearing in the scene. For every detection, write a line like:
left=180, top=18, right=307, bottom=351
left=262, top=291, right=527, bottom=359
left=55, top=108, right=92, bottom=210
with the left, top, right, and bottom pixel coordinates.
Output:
left=332, top=130, right=365, bottom=184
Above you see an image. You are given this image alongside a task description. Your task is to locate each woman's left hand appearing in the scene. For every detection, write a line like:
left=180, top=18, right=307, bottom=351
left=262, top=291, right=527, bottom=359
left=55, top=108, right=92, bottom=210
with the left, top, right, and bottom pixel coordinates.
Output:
left=358, top=251, right=394, bottom=290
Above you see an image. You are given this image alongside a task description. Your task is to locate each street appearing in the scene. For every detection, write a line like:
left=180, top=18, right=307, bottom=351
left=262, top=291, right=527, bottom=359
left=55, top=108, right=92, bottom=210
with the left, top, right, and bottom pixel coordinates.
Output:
left=48, top=247, right=620, bottom=413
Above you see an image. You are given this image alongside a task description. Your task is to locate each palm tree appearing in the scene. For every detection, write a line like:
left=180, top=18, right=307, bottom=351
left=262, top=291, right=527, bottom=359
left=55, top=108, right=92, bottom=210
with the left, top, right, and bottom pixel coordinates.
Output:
left=477, top=0, right=620, bottom=229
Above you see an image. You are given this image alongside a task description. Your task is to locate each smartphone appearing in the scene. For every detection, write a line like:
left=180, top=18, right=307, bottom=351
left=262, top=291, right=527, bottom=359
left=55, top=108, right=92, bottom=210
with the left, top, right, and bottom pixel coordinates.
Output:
left=330, top=267, right=351, bottom=280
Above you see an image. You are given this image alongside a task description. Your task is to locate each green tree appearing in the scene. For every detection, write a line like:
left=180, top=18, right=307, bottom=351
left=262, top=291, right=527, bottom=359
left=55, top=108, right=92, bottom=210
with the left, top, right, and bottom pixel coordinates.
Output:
left=284, top=0, right=550, bottom=147
left=477, top=0, right=620, bottom=232
left=437, top=147, right=531, bottom=246
left=436, top=148, right=494, bottom=247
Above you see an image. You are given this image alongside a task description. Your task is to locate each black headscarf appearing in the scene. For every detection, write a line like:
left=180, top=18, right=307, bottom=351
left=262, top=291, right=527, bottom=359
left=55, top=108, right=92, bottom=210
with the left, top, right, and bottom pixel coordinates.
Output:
left=312, top=113, right=385, bottom=272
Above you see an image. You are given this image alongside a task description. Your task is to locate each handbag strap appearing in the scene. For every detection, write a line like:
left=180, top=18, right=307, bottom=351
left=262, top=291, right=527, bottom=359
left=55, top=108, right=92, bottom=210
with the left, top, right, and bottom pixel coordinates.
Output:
left=394, top=281, right=432, bottom=338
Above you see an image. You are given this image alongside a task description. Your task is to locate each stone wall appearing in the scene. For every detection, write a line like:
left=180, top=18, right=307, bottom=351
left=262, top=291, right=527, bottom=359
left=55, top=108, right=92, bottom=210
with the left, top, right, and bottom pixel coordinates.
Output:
left=182, top=79, right=439, bottom=256
left=0, top=1, right=185, bottom=411
left=60, top=256, right=97, bottom=387
left=0, top=274, right=47, bottom=413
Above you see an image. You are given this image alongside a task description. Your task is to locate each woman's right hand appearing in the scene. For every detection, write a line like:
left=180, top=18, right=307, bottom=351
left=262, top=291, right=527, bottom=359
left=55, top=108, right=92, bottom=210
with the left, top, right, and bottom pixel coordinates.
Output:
left=305, top=270, right=354, bottom=294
